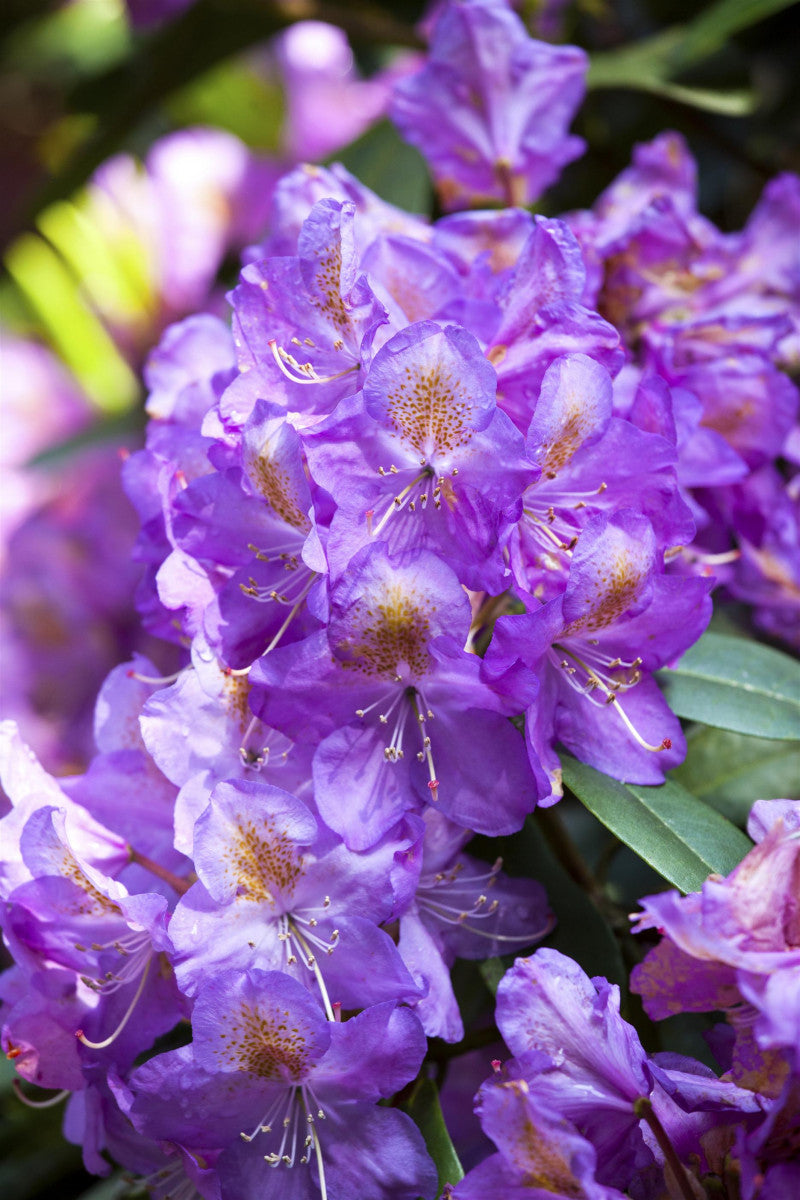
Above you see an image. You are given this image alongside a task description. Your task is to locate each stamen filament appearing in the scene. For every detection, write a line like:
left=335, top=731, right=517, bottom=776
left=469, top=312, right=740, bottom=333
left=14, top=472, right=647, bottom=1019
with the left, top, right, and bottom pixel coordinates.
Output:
left=370, top=469, right=432, bottom=539
left=554, top=645, right=669, bottom=754
left=126, top=668, right=184, bottom=686
left=311, top=1118, right=328, bottom=1200
left=288, top=923, right=336, bottom=1022
left=262, top=574, right=318, bottom=656
left=269, top=339, right=359, bottom=386
left=76, top=954, right=152, bottom=1050
left=12, top=1082, right=70, bottom=1109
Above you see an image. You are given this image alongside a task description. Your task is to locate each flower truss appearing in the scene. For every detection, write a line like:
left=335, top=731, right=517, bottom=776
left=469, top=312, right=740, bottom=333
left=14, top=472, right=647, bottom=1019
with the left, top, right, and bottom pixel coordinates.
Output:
left=2, top=3, right=799, bottom=1199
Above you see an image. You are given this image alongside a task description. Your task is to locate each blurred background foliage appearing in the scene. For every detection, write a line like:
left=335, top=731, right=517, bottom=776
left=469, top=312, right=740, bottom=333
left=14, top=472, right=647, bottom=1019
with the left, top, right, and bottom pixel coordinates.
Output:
left=1, top=1, right=798, bottom=1196
left=1, top=0, right=798, bottom=422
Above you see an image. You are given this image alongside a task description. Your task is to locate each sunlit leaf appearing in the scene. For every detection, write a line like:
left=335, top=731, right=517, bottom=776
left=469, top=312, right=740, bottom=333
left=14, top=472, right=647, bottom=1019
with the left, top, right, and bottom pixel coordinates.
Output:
left=562, top=757, right=752, bottom=893
left=169, top=55, right=285, bottom=151
left=4, top=233, right=139, bottom=414
left=658, top=632, right=800, bottom=740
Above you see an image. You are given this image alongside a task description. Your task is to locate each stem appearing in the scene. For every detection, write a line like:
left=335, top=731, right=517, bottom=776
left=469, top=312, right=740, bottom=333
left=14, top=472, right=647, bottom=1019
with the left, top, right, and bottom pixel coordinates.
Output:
left=536, top=806, right=601, bottom=899
left=494, top=159, right=527, bottom=207
left=634, top=1096, right=698, bottom=1200
left=128, top=847, right=193, bottom=896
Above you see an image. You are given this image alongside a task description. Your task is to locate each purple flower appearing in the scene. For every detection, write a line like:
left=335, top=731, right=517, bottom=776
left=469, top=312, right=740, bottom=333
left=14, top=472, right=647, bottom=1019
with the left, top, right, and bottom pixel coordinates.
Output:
left=496, top=949, right=656, bottom=1187
left=485, top=509, right=711, bottom=799
left=508, top=355, right=695, bottom=602
left=632, top=809, right=800, bottom=1094
left=304, top=319, right=533, bottom=591
left=169, top=400, right=326, bottom=669
left=252, top=162, right=430, bottom=264
left=127, top=969, right=437, bottom=1200
left=718, top=465, right=800, bottom=650
left=139, top=634, right=313, bottom=856
left=277, top=21, right=396, bottom=162
left=484, top=217, right=624, bottom=433
left=252, top=544, right=540, bottom=848
left=391, top=0, right=587, bottom=210
left=448, top=1066, right=626, bottom=1199
left=489, top=950, right=764, bottom=1192
left=229, top=198, right=388, bottom=420
left=167, top=777, right=422, bottom=1011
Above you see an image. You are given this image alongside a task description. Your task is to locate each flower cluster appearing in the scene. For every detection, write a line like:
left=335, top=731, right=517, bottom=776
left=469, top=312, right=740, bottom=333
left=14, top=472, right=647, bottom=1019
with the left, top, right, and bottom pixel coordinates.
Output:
left=566, top=132, right=800, bottom=648
left=452, top=800, right=800, bottom=1200
left=2, top=2, right=799, bottom=1198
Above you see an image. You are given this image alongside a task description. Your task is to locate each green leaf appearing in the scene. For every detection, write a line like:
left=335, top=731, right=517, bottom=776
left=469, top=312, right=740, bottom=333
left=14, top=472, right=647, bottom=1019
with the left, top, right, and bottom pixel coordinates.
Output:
left=332, top=119, right=431, bottom=213
left=562, top=756, right=752, bottom=893
left=168, top=56, right=285, bottom=151
left=638, top=81, right=756, bottom=115
left=588, top=0, right=797, bottom=109
left=668, top=0, right=800, bottom=69
left=30, top=0, right=423, bottom=218
left=658, top=632, right=800, bottom=740
left=673, top=726, right=800, bottom=824
left=401, top=1075, right=464, bottom=1196
left=479, top=957, right=508, bottom=996
left=4, top=233, right=139, bottom=414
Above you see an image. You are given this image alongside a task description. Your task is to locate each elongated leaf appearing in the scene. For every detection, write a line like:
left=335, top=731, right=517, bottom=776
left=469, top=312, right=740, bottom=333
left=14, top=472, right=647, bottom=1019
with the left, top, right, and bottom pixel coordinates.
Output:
left=658, top=632, right=800, bottom=740
left=402, top=1075, right=464, bottom=1195
left=639, top=81, right=756, bottom=115
left=562, top=756, right=752, bottom=893
left=4, top=233, right=139, bottom=414
left=588, top=0, right=797, bottom=107
left=672, top=0, right=799, bottom=69
left=673, top=726, right=800, bottom=824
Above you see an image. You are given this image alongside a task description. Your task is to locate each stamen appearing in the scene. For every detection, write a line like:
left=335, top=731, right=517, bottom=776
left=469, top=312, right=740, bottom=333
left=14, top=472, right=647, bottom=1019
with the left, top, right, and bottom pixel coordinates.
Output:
left=76, top=954, right=152, bottom=1049
left=285, top=919, right=337, bottom=1022
left=370, top=469, right=432, bottom=539
left=256, top=574, right=318, bottom=657
left=411, top=692, right=440, bottom=796
left=311, top=1112, right=328, bottom=1200
left=126, top=668, right=183, bottom=686
left=242, top=1091, right=291, bottom=1142
left=240, top=562, right=312, bottom=606
left=269, top=339, right=359, bottom=386
left=604, top=694, right=672, bottom=753
left=552, top=645, right=670, bottom=754
left=141, top=1159, right=199, bottom=1200
left=12, top=1081, right=70, bottom=1109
